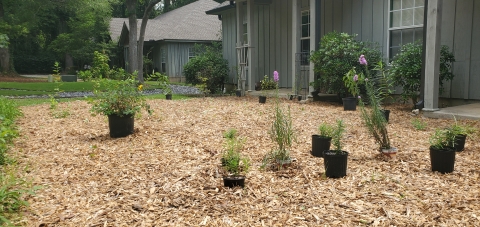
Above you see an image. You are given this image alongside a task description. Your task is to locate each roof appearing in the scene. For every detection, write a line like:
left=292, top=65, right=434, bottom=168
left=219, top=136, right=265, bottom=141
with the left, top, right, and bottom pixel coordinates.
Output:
left=111, top=0, right=221, bottom=42
left=205, top=1, right=235, bottom=15
left=109, top=18, right=128, bottom=41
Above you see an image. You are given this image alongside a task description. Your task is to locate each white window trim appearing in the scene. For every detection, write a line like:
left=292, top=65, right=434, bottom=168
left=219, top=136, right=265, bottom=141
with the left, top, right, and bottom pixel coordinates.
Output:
left=387, top=0, right=424, bottom=59
left=300, top=10, right=310, bottom=52
left=188, top=47, right=196, bottom=60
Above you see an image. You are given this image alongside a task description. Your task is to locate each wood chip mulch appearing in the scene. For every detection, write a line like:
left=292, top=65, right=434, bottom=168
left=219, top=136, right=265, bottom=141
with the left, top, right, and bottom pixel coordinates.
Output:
left=12, top=96, right=480, bottom=226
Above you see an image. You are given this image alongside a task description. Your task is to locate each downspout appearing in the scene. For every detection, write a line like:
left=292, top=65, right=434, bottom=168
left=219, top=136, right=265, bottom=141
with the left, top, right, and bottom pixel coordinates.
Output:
left=417, top=0, right=428, bottom=110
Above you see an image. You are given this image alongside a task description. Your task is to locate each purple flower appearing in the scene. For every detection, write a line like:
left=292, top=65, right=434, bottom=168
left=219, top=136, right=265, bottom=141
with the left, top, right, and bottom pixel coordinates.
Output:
left=359, top=55, right=368, bottom=65
left=273, top=71, right=279, bottom=82
left=358, top=96, right=361, bottom=99
left=353, top=74, right=358, bottom=82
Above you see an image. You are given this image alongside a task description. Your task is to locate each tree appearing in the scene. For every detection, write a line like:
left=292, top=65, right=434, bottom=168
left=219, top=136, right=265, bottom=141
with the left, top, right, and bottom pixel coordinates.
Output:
left=126, top=0, right=161, bottom=83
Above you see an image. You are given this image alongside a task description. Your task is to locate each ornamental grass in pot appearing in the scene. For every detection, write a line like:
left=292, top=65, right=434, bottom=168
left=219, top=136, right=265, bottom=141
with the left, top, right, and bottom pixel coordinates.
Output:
left=311, top=122, right=334, bottom=158
left=323, top=120, right=348, bottom=178
left=448, top=116, right=477, bottom=152
left=429, top=128, right=456, bottom=173
left=221, top=129, right=250, bottom=188
left=88, top=73, right=151, bottom=138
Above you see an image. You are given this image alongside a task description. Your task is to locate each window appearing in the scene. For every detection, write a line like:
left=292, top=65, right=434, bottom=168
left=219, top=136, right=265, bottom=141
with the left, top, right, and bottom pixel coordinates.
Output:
left=389, top=0, right=424, bottom=59
left=300, top=10, right=310, bottom=65
left=188, top=47, right=196, bottom=60
left=160, top=48, right=166, bottom=73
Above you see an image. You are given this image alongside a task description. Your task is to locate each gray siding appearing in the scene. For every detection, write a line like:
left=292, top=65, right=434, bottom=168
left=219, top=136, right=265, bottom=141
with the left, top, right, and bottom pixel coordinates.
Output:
left=152, top=42, right=196, bottom=78
left=442, top=0, right=480, bottom=100
left=320, top=0, right=389, bottom=58
left=251, top=0, right=293, bottom=88
left=222, top=9, right=238, bottom=83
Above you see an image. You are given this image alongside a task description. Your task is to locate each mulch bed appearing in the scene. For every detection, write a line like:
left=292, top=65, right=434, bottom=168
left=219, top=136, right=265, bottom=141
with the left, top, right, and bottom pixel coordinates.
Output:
left=13, top=96, right=480, bottom=226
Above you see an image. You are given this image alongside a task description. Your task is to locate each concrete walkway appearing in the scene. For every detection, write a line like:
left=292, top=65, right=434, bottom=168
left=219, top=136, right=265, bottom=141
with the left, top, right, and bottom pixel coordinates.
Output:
left=423, top=103, right=480, bottom=120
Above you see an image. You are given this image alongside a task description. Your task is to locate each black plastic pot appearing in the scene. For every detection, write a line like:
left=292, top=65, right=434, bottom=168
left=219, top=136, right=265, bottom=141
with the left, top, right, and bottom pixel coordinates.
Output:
left=259, top=96, right=267, bottom=103
left=454, top=134, right=467, bottom=152
left=223, top=175, right=245, bottom=188
left=429, top=146, right=456, bottom=173
left=166, top=94, right=172, bottom=100
left=342, top=97, right=357, bottom=111
left=381, top=109, right=390, bottom=123
left=108, top=114, right=134, bottom=138
left=289, top=95, right=295, bottom=100
left=236, top=90, right=242, bottom=97
left=311, top=135, right=331, bottom=158
left=297, top=95, right=302, bottom=101
left=323, top=150, right=348, bottom=178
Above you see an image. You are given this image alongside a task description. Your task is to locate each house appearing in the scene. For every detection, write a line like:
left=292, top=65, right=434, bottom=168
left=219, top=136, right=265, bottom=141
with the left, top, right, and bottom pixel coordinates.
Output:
left=110, top=0, right=221, bottom=81
left=207, top=0, right=480, bottom=110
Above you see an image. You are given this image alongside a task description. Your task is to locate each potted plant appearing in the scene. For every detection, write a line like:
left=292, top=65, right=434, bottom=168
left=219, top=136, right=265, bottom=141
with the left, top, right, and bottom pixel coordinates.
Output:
left=88, top=73, right=151, bottom=138
left=429, top=128, right=456, bottom=173
left=309, top=79, right=321, bottom=101
left=352, top=54, right=397, bottom=158
left=221, top=129, right=250, bottom=188
left=449, top=116, right=476, bottom=152
left=262, top=71, right=296, bottom=170
left=323, top=120, right=348, bottom=178
left=342, top=69, right=364, bottom=111
left=149, top=71, right=173, bottom=100
left=311, top=122, right=334, bottom=158
left=259, top=73, right=278, bottom=103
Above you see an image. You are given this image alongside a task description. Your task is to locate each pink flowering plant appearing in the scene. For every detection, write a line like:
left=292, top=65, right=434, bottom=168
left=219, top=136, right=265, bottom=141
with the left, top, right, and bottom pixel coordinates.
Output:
left=352, top=55, right=392, bottom=150
left=260, top=71, right=279, bottom=96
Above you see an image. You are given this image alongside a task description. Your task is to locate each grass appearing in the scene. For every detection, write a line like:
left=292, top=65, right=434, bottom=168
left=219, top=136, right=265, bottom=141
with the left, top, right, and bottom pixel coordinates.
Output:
left=0, top=97, right=37, bottom=225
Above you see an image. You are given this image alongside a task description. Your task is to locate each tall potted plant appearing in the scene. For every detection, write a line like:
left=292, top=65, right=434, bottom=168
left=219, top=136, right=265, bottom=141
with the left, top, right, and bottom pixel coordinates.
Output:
left=323, top=120, right=348, bottom=178
left=351, top=55, right=397, bottom=158
left=343, top=68, right=364, bottom=111
left=311, top=122, right=334, bottom=158
left=262, top=71, right=296, bottom=170
left=429, top=128, right=456, bottom=173
left=89, top=73, right=151, bottom=138
left=221, top=129, right=250, bottom=188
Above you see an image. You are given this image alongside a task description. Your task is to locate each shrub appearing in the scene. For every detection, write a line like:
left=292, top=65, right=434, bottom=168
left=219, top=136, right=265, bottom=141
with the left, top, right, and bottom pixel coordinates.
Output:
left=183, top=43, right=229, bottom=94
left=389, top=41, right=455, bottom=104
left=309, top=32, right=382, bottom=97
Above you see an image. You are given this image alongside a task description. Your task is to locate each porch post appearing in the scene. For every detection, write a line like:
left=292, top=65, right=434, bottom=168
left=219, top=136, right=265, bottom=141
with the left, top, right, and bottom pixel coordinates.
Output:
left=292, top=0, right=299, bottom=91
left=247, top=0, right=254, bottom=91
left=308, top=0, right=316, bottom=93
left=423, top=0, right=442, bottom=111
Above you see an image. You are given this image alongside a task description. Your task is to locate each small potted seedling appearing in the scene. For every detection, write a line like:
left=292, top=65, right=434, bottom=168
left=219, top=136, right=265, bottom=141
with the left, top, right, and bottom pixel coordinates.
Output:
left=429, top=128, right=456, bottom=173
left=311, top=122, right=334, bottom=157
left=448, top=116, right=476, bottom=152
left=323, top=120, right=348, bottom=178
left=221, top=129, right=250, bottom=188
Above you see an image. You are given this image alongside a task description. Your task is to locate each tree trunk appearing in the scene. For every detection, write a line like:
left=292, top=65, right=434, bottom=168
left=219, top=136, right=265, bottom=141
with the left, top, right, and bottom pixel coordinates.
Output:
left=0, top=48, right=9, bottom=72
left=127, top=0, right=138, bottom=75
left=65, top=53, right=74, bottom=73
left=137, top=0, right=161, bottom=83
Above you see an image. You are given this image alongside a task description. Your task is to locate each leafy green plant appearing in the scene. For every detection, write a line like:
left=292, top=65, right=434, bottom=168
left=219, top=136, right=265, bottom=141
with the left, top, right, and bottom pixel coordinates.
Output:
left=429, top=128, right=455, bottom=150
left=449, top=116, right=476, bottom=136
left=309, top=32, right=382, bottom=97
left=353, top=54, right=392, bottom=150
left=260, top=75, right=277, bottom=97
left=263, top=72, right=296, bottom=167
left=88, top=73, right=152, bottom=117
left=222, top=129, right=249, bottom=176
left=411, top=118, right=427, bottom=131
left=183, top=43, right=229, bottom=93
left=330, top=120, right=346, bottom=153
left=148, top=71, right=172, bottom=95
left=318, top=122, right=335, bottom=138
left=389, top=41, right=456, bottom=104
